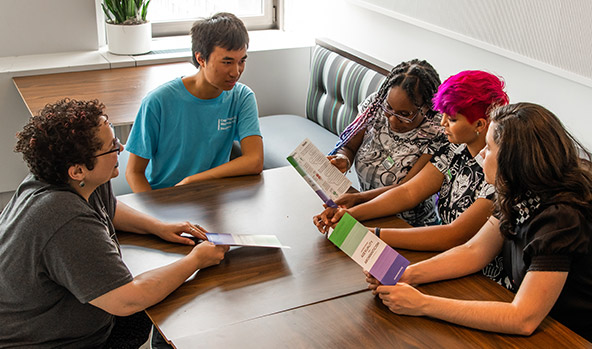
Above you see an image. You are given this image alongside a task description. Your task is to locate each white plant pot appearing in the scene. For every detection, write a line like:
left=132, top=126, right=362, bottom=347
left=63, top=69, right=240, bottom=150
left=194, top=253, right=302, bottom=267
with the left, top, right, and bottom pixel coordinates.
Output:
left=106, top=22, right=151, bottom=55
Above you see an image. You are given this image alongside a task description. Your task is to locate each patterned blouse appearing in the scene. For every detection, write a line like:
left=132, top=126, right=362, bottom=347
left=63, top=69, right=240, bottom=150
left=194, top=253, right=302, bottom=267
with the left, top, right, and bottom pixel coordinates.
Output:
left=430, top=142, right=495, bottom=223
left=354, top=93, right=447, bottom=226
left=430, top=142, right=510, bottom=287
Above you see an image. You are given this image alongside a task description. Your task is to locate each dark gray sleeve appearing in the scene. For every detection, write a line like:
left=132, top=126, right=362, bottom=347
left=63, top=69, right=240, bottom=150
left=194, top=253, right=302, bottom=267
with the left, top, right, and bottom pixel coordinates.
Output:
left=41, top=214, right=133, bottom=304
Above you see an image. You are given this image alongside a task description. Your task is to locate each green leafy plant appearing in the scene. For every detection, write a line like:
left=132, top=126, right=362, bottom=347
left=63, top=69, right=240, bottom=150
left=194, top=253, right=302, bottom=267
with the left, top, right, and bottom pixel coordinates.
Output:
left=102, top=0, right=151, bottom=25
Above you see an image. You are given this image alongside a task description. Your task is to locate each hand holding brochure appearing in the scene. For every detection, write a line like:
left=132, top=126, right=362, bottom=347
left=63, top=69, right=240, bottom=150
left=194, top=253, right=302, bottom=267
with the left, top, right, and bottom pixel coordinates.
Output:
left=287, top=138, right=352, bottom=208
left=206, top=233, right=290, bottom=249
left=328, top=213, right=409, bottom=285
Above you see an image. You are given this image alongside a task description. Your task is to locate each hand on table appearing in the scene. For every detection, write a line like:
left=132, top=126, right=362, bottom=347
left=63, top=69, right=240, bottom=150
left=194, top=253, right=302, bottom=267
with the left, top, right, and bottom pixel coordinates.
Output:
left=365, top=268, right=425, bottom=316
left=190, top=241, right=230, bottom=269
left=154, top=221, right=208, bottom=245
left=375, top=282, right=427, bottom=316
left=313, top=206, right=349, bottom=234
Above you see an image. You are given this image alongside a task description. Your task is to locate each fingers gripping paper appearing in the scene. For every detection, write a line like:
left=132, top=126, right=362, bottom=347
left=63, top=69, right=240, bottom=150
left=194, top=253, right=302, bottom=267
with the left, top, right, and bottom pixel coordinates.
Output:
left=329, top=213, right=409, bottom=285
left=287, top=138, right=352, bottom=208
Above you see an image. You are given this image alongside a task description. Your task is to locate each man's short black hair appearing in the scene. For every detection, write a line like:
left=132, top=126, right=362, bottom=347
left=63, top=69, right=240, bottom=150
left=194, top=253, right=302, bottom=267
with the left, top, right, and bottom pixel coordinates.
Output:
left=190, top=12, right=249, bottom=67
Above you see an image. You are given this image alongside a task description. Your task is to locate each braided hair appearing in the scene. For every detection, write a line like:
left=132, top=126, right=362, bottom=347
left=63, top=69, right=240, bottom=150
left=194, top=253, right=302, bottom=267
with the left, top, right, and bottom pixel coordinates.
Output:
left=329, top=59, right=440, bottom=155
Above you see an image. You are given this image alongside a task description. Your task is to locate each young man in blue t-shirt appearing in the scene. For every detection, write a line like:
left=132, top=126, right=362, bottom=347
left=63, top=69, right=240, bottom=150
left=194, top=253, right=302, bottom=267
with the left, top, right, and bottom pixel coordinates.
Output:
left=126, top=12, right=263, bottom=192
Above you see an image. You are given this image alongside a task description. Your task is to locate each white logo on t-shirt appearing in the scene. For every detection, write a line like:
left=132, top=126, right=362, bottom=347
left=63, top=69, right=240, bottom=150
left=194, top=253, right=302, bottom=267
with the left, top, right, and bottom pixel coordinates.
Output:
left=218, top=116, right=237, bottom=130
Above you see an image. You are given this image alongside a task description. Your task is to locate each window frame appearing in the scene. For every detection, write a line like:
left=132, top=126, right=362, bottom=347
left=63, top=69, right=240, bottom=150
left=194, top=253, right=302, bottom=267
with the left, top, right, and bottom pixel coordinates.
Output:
left=150, top=0, right=280, bottom=37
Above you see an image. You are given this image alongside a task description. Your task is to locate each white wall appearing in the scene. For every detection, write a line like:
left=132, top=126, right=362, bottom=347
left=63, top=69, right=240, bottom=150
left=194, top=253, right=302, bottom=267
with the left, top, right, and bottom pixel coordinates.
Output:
left=242, top=48, right=310, bottom=117
left=284, top=0, right=592, bottom=148
left=0, top=0, right=105, bottom=200
left=0, top=0, right=100, bottom=56
left=0, top=75, right=29, bottom=192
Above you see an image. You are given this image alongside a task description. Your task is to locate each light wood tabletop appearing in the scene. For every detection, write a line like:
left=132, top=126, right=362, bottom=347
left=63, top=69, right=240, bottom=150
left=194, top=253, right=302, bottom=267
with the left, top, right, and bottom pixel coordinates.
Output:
left=116, top=166, right=591, bottom=348
left=13, top=62, right=195, bottom=126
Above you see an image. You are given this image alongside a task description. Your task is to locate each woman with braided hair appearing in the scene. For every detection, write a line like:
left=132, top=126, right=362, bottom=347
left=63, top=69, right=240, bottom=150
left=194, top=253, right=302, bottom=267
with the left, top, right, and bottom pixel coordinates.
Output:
left=328, top=59, right=447, bottom=227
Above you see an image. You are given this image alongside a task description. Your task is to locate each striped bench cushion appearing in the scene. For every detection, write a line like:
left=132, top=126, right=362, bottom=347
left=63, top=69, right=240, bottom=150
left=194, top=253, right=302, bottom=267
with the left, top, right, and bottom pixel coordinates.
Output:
left=305, top=46, right=386, bottom=136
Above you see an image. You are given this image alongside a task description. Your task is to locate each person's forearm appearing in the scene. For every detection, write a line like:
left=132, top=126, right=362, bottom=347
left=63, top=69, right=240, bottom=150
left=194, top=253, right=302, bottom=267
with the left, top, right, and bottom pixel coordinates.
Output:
left=104, top=253, right=202, bottom=316
left=402, top=216, right=503, bottom=285
left=381, top=224, right=472, bottom=252
left=425, top=271, right=567, bottom=336
left=398, top=270, right=564, bottom=336
left=404, top=238, right=496, bottom=286
left=126, top=171, right=152, bottom=193
left=420, top=296, right=535, bottom=336
left=183, top=154, right=263, bottom=183
left=349, top=187, right=418, bottom=220
left=356, top=185, right=398, bottom=203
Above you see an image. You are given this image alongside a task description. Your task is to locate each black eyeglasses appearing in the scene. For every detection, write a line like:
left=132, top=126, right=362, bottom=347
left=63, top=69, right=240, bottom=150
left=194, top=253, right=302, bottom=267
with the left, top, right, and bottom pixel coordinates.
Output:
left=93, top=138, right=121, bottom=157
left=380, top=101, right=424, bottom=124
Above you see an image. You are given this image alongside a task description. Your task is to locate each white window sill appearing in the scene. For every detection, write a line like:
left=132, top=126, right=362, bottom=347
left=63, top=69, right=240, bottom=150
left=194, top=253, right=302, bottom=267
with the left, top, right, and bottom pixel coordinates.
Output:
left=0, top=30, right=314, bottom=76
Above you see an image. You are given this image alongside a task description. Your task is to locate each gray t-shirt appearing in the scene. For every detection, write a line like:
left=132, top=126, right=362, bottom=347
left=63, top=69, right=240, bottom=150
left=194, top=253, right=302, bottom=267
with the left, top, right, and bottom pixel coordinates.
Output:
left=0, top=175, right=133, bottom=348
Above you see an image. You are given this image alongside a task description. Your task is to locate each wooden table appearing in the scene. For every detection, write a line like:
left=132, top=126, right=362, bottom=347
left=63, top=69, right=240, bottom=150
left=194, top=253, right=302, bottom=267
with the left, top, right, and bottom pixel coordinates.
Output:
left=13, top=62, right=195, bottom=126
left=117, top=166, right=590, bottom=348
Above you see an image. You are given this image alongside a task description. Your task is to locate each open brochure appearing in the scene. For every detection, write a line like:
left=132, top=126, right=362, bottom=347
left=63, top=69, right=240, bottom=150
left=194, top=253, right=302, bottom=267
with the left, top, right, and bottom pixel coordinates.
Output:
left=206, top=233, right=290, bottom=249
left=328, top=213, right=409, bottom=285
left=287, top=138, right=352, bottom=208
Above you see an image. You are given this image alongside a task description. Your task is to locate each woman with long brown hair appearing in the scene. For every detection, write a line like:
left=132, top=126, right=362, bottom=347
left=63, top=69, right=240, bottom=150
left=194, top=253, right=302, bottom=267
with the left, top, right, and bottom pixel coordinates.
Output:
left=367, top=102, right=592, bottom=340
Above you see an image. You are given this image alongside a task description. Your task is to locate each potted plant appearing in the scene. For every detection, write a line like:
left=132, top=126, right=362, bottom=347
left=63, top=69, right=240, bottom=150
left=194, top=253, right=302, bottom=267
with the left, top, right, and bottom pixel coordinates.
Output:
left=102, top=0, right=152, bottom=55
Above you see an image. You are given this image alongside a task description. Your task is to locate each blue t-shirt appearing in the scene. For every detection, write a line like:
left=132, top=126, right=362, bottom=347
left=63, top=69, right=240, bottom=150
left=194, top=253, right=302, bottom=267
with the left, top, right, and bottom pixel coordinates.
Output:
left=126, top=78, right=261, bottom=189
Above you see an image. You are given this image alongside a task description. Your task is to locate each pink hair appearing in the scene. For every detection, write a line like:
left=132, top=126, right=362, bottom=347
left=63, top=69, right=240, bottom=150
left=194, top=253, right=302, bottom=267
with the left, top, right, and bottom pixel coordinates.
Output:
left=432, top=70, right=509, bottom=123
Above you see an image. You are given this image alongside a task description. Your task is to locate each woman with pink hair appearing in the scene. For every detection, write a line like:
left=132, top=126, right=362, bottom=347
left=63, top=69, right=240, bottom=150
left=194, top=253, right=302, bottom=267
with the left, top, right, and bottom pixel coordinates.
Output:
left=314, top=70, right=510, bottom=285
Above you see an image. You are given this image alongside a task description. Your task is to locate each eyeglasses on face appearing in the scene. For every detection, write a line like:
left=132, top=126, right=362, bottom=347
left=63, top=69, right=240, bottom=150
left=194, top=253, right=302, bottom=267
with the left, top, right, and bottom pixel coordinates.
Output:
left=380, top=100, right=424, bottom=124
left=93, top=138, right=121, bottom=157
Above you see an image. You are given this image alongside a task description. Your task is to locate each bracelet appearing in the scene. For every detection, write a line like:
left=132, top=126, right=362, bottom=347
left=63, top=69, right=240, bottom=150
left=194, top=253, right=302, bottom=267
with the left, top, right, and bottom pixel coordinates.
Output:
left=375, top=227, right=381, bottom=238
left=336, top=153, right=351, bottom=171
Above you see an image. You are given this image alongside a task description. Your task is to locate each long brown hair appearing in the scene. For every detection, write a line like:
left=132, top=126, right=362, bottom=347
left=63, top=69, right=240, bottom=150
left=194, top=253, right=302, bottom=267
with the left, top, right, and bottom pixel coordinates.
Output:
left=490, top=103, right=592, bottom=238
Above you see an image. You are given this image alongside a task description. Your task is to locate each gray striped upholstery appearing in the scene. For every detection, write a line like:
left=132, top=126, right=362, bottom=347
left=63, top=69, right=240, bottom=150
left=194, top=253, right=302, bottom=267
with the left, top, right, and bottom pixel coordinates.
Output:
left=306, top=46, right=386, bottom=136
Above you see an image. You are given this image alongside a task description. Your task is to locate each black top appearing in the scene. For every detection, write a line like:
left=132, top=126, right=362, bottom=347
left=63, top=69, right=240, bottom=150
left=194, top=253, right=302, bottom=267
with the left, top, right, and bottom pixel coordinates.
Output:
left=430, top=142, right=495, bottom=224
left=503, top=204, right=592, bottom=341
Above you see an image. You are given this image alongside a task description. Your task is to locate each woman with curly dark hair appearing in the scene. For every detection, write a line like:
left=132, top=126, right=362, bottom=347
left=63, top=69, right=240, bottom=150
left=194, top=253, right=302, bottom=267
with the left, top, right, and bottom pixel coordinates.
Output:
left=0, top=99, right=229, bottom=348
left=367, top=103, right=592, bottom=341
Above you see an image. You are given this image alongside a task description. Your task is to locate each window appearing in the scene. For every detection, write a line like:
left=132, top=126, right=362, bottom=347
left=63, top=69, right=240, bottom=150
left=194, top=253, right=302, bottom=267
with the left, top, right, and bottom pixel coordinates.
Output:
left=149, top=0, right=279, bottom=37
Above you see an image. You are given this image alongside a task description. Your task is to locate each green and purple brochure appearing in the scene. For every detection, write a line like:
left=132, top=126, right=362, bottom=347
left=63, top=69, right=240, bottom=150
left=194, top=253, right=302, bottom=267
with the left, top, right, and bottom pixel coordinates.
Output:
left=206, top=233, right=290, bottom=249
left=329, top=213, right=409, bottom=285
